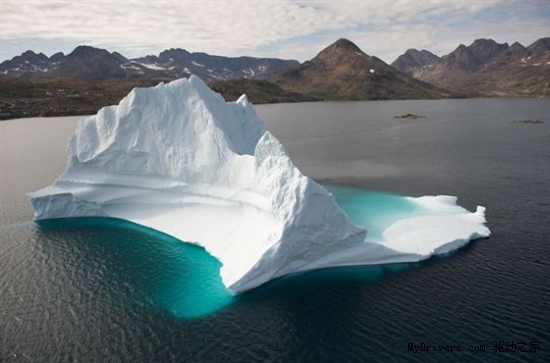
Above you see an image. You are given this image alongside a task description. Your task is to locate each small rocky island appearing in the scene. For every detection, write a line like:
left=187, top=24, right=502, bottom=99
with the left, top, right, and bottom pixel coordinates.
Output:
left=513, top=119, right=545, bottom=124
left=394, top=113, right=426, bottom=119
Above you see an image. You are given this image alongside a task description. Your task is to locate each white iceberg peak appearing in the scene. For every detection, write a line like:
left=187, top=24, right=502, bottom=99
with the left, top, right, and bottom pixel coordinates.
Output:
left=30, top=76, right=489, bottom=293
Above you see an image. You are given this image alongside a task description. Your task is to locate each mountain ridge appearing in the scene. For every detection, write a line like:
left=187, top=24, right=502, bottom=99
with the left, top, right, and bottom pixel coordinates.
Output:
left=1, top=37, right=549, bottom=120
left=1, top=45, right=299, bottom=82
left=391, top=37, right=550, bottom=97
left=269, top=38, right=453, bottom=100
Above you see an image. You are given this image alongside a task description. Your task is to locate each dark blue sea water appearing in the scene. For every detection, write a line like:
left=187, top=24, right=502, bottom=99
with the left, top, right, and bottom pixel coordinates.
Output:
left=1, top=98, right=549, bottom=362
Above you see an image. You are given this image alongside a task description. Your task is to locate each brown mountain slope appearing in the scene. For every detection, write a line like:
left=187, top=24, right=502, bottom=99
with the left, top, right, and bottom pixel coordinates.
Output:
left=209, top=79, right=318, bottom=103
left=393, top=38, right=550, bottom=97
left=271, top=39, right=454, bottom=100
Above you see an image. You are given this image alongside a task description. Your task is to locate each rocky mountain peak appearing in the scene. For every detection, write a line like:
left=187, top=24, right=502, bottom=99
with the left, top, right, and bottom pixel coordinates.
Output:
left=391, top=48, right=441, bottom=74
left=111, top=51, right=128, bottom=63
left=527, top=37, right=550, bottom=56
left=20, top=50, right=46, bottom=59
left=391, top=37, right=550, bottom=97
left=442, top=44, right=478, bottom=71
left=314, top=38, right=370, bottom=66
left=467, top=38, right=508, bottom=64
left=330, top=38, right=363, bottom=52
left=50, top=52, right=65, bottom=63
left=158, top=48, right=192, bottom=62
left=509, top=41, right=525, bottom=49
left=271, top=38, right=450, bottom=100
left=68, top=45, right=115, bottom=61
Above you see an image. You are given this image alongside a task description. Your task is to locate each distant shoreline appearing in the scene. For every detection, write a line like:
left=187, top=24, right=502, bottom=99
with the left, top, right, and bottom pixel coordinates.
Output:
left=2, top=96, right=547, bottom=122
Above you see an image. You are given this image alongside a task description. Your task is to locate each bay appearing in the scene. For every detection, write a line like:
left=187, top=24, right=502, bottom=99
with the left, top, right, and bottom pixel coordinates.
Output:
left=1, top=98, right=549, bottom=362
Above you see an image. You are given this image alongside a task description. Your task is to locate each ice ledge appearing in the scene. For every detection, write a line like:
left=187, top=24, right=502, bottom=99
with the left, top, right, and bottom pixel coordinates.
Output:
left=31, top=190, right=106, bottom=219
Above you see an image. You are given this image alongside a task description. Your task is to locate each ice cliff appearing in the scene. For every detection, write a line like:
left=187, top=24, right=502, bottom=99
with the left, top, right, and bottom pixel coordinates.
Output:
left=30, top=76, right=490, bottom=293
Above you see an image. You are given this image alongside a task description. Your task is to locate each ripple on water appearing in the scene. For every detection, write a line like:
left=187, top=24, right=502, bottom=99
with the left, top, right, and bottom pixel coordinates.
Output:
left=32, top=218, right=234, bottom=319
left=2, top=187, right=481, bottom=322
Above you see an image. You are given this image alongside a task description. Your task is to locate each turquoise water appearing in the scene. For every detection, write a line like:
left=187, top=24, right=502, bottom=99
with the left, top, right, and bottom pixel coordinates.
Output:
left=35, top=187, right=419, bottom=319
left=27, top=188, right=417, bottom=319
left=326, top=185, right=421, bottom=242
left=36, top=218, right=234, bottom=319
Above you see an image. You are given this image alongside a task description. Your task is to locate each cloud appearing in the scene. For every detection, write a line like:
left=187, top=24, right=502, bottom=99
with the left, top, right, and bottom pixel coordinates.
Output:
left=1, top=0, right=338, bottom=55
left=1, top=0, right=548, bottom=62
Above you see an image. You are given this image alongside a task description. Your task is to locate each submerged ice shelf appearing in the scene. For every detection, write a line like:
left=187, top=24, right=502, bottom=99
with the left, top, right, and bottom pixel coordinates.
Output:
left=29, top=76, right=490, bottom=293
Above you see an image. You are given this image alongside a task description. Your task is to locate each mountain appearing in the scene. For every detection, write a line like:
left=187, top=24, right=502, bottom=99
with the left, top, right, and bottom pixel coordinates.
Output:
left=489, top=42, right=530, bottom=67
left=210, top=79, right=318, bottom=103
left=0, top=43, right=303, bottom=119
left=2, top=38, right=548, bottom=120
left=111, top=51, right=128, bottom=63
left=48, top=46, right=130, bottom=79
left=1, top=46, right=298, bottom=81
left=527, top=37, right=550, bottom=56
left=466, top=38, right=510, bottom=68
left=270, top=38, right=453, bottom=100
left=391, top=49, right=441, bottom=75
left=0, top=50, right=55, bottom=78
left=0, top=46, right=157, bottom=80
left=131, top=49, right=299, bottom=81
left=392, top=38, right=550, bottom=97
left=442, top=44, right=481, bottom=72
left=1, top=39, right=453, bottom=120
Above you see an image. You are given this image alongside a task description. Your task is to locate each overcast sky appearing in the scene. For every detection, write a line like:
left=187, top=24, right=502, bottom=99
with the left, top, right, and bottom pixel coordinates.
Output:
left=1, top=0, right=549, bottom=63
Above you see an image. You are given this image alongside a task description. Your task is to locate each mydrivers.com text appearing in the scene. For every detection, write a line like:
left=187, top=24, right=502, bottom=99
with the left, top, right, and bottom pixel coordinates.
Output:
left=408, top=341, right=541, bottom=354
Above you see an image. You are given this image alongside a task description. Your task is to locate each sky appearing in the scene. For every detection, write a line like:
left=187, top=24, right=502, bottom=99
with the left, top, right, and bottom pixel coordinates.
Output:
left=1, top=0, right=549, bottom=64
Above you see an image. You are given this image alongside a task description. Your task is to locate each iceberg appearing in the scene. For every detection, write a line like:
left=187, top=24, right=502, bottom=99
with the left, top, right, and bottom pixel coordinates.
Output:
left=29, top=76, right=490, bottom=293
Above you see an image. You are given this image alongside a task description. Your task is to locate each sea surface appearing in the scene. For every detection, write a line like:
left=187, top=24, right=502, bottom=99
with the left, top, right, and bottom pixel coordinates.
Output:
left=1, top=98, right=549, bottom=362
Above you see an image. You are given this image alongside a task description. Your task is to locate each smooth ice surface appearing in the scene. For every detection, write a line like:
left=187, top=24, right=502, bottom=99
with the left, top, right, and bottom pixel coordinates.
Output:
left=29, top=76, right=490, bottom=293
left=328, top=186, right=489, bottom=255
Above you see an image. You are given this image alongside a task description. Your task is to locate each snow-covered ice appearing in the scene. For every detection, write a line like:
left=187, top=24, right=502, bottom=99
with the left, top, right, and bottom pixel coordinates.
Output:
left=29, top=76, right=490, bottom=293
